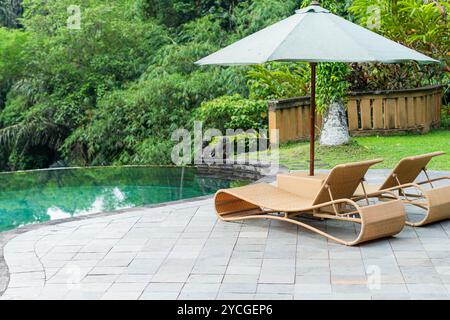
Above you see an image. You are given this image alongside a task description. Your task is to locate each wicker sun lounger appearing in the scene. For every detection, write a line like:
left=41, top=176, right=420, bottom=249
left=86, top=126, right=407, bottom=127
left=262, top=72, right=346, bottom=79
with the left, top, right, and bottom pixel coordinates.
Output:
left=354, top=152, right=450, bottom=227
left=215, top=159, right=405, bottom=246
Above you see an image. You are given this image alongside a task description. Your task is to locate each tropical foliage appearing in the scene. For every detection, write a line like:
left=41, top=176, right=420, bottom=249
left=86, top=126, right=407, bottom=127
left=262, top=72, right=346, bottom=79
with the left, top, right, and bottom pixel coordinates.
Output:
left=0, top=0, right=447, bottom=171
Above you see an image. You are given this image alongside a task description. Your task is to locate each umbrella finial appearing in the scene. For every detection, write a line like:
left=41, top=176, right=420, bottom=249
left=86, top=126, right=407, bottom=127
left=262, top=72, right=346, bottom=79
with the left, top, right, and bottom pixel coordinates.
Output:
left=311, top=0, right=320, bottom=5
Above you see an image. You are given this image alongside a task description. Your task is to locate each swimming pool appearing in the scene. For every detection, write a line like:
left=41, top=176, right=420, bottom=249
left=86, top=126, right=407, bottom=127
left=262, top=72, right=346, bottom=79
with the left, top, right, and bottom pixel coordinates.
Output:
left=0, top=166, right=251, bottom=232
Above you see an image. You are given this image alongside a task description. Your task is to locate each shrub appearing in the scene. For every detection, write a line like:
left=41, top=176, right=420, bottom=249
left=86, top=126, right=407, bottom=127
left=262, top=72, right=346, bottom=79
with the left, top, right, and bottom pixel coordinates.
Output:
left=196, top=94, right=268, bottom=131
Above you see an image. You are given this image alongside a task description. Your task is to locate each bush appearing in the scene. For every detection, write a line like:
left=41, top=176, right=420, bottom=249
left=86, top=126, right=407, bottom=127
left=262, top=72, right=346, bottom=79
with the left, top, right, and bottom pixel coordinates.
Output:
left=196, top=94, right=268, bottom=131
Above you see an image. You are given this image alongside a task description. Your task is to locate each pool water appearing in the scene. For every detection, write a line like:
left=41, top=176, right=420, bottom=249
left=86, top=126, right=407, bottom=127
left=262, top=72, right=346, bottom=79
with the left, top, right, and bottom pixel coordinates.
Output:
left=0, top=166, right=250, bottom=232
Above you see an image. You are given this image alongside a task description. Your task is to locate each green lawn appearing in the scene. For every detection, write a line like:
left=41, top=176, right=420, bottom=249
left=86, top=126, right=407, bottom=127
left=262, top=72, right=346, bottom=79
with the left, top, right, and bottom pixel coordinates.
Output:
left=278, top=130, right=450, bottom=171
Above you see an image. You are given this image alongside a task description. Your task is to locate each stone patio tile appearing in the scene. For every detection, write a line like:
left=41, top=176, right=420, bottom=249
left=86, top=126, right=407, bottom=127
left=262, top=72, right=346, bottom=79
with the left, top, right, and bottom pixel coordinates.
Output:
left=257, top=284, right=294, bottom=294
left=259, top=268, right=295, bottom=284
left=226, top=265, right=261, bottom=276
left=46, top=266, right=91, bottom=284
left=333, top=283, right=370, bottom=294
left=254, top=293, right=293, bottom=300
left=64, top=289, right=105, bottom=300
left=186, top=274, right=223, bottom=283
left=331, top=266, right=366, bottom=276
left=115, top=274, right=153, bottom=283
left=8, top=277, right=44, bottom=288
left=144, top=282, right=183, bottom=293
left=293, top=293, right=336, bottom=300
left=88, top=266, right=126, bottom=276
left=295, top=274, right=330, bottom=284
left=108, top=282, right=148, bottom=292
left=296, top=259, right=330, bottom=268
left=330, top=259, right=364, bottom=268
left=400, top=266, right=443, bottom=284
left=415, top=226, right=448, bottom=239
left=73, top=252, right=106, bottom=261
left=295, top=283, right=332, bottom=294
left=0, top=287, right=43, bottom=300
left=39, top=284, right=71, bottom=300
left=297, top=249, right=329, bottom=260
left=389, top=238, right=425, bottom=251
left=409, top=293, right=449, bottom=300
left=393, top=250, right=429, bottom=259
left=368, top=283, right=408, bottom=294
left=228, top=258, right=262, bottom=267
left=82, top=274, right=119, bottom=284
left=73, top=282, right=112, bottom=293
left=406, top=283, right=448, bottom=294
left=236, top=237, right=267, bottom=245
left=234, top=244, right=265, bottom=253
left=181, top=283, right=221, bottom=295
left=431, top=258, right=450, bottom=266
left=216, top=293, right=255, bottom=300
left=177, top=292, right=217, bottom=300
left=192, top=264, right=228, bottom=275
left=139, top=291, right=179, bottom=300
left=219, top=283, right=257, bottom=294
left=151, top=270, right=190, bottom=283
left=49, top=246, right=83, bottom=254
left=109, top=245, right=145, bottom=253
left=263, top=247, right=296, bottom=259
left=262, top=258, right=294, bottom=268
left=239, top=231, right=269, bottom=238
left=329, top=250, right=362, bottom=260
left=96, top=252, right=136, bottom=267
left=222, top=274, right=259, bottom=284
left=41, top=259, right=68, bottom=268
left=231, top=251, right=264, bottom=260
left=371, top=293, right=411, bottom=300
left=396, top=258, right=433, bottom=267
left=68, top=260, right=98, bottom=268
left=114, top=237, right=148, bottom=246
left=125, top=259, right=163, bottom=275
left=296, top=266, right=330, bottom=276
left=101, top=291, right=142, bottom=300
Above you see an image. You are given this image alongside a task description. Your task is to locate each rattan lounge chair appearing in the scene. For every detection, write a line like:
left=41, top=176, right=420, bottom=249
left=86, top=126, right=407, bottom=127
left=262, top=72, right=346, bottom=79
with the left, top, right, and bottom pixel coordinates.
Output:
left=354, top=152, right=450, bottom=227
left=215, top=159, right=405, bottom=246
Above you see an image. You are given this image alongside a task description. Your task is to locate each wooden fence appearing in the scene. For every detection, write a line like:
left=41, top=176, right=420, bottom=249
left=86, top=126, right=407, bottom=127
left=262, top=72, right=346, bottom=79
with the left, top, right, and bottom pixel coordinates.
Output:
left=269, top=85, right=443, bottom=144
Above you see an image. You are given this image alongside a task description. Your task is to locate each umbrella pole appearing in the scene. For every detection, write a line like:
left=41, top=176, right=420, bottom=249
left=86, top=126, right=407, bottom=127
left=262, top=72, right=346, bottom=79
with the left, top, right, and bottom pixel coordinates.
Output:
left=309, top=62, right=317, bottom=176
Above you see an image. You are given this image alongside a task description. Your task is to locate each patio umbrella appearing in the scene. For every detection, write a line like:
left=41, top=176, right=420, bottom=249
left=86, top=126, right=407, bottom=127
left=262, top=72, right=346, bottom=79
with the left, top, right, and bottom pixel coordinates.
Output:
left=195, top=1, right=438, bottom=176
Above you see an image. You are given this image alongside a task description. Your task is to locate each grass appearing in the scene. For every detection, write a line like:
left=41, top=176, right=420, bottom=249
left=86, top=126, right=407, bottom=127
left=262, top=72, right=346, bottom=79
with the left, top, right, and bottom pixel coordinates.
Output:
left=278, top=129, right=450, bottom=171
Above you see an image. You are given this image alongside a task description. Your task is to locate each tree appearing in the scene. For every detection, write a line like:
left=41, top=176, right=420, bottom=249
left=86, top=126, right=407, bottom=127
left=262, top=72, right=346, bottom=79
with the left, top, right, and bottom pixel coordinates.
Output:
left=0, top=0, right=22, bottom=28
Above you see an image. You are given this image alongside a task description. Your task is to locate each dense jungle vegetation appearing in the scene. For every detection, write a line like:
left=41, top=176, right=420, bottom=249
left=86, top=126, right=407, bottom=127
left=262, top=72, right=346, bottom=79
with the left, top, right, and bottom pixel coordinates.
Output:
left=0, top=0, right=448, bottom=171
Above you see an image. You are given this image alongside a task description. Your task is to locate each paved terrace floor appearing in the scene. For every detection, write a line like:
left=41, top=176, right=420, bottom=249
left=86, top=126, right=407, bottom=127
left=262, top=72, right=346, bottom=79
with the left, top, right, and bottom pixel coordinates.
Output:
left=0, top=170, right=449, bottom=300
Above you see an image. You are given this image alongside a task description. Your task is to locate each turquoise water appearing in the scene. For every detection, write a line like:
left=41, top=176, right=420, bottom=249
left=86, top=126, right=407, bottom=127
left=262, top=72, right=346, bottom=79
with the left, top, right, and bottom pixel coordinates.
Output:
left=0, top=166, right=250, bottom=232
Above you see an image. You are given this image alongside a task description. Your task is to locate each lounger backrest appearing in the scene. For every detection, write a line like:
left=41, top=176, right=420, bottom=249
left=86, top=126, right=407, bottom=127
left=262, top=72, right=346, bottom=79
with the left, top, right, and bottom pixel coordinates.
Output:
left=312, top=159, right=383, bottom=205
left=379, top=151, right=446, bottom=190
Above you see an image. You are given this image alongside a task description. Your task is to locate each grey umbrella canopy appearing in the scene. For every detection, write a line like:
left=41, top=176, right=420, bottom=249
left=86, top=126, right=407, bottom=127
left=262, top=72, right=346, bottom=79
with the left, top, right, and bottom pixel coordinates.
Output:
left=196, top=2, right=438, bottom=175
